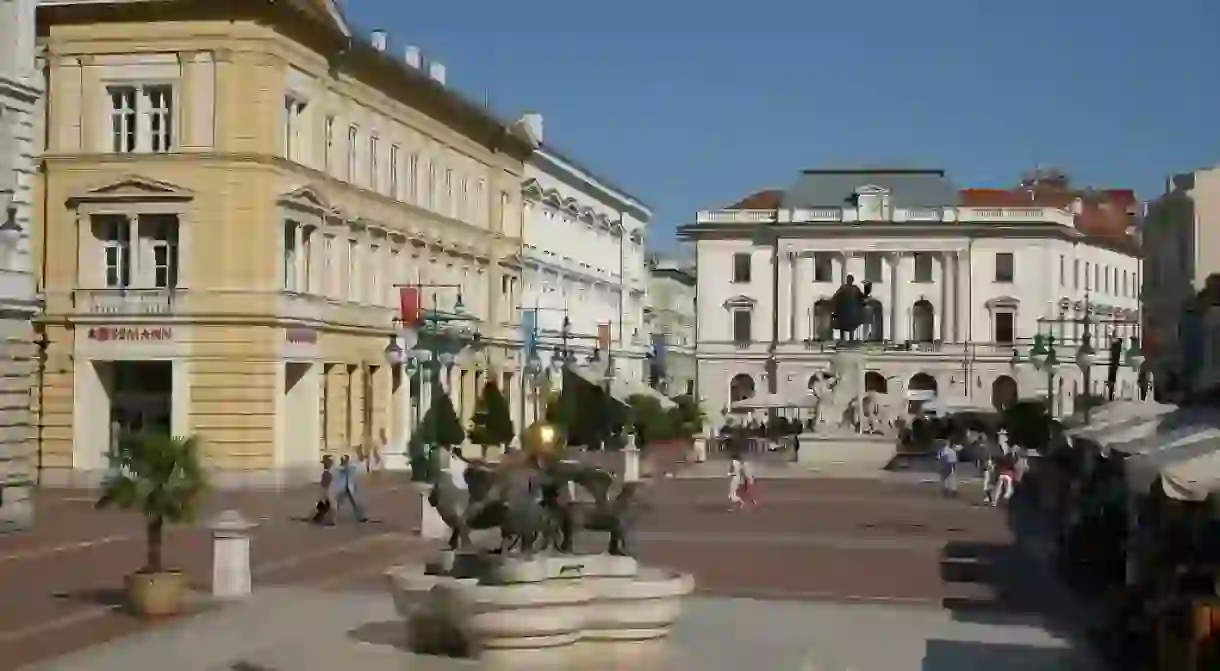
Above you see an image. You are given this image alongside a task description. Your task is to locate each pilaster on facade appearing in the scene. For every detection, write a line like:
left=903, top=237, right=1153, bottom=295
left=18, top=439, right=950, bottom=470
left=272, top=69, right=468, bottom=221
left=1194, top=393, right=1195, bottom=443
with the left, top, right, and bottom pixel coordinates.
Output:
left=0, top=0, right=41, bottom=533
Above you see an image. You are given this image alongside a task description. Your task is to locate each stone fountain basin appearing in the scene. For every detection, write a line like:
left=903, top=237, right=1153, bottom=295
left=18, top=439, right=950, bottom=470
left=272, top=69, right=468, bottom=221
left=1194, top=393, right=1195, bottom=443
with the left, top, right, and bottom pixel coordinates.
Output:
left=384, top=554, right=695, bottom=666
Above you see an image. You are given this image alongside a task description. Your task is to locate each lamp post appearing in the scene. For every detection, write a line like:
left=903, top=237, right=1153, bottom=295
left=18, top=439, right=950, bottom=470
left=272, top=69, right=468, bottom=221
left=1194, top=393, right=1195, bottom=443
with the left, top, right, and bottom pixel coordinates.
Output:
left=383, top=284, right=478, bottom=479
left=514, top=308, right=570, bottom=446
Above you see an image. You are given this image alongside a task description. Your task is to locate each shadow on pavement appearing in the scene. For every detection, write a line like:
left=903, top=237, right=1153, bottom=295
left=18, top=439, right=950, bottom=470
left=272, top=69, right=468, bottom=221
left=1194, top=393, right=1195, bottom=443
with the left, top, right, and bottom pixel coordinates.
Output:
left=921, top=639, right=1090, bottom=670
left=52, top=586, right=128, bottom=609
left=937, top=499, right=1102, bottom=666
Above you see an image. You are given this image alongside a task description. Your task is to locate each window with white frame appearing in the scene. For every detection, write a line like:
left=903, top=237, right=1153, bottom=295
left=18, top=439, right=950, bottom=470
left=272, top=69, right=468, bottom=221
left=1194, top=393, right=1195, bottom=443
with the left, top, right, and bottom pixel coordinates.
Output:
left=347, top=239, right=359, bottom=302
left=994, top=311, right=1015, bottom=344
left=323, top=234, right=335, bottom=297
left=323, top=116, right=334, bottom=171
left=145, top=215, right=179, bottom=289
left=732, top=309, right=752, bottom=343
left=370, top=243, right=381, bottom=304
left=283, top=96, right=307, bottom=162
left=407, top=153, right=419, bottom=203
left=389, top=144, right=400, bottom=199
left=95, top=215, right=131, bottom=288
left=498, top=191, right=509, bottom=232
left=146, top=86, right=173, bottom=153
left=347, top=125, right=359, bottom=182
left=369, top=134, right=379, bottom=191
left=301, top=226, right=314, bottom=293
left=390, top=247, right=401, bottom=303
left=475, top=179, right=486, bottom=224
left=108, top=87, right=138, bottom=153
left=460, top=178, right=469, bottom=221
left=444, top=169, right=454, bottom=216
left=426, top=161, right=437, bottom=209
left=283, top=221, right=298, bottom=291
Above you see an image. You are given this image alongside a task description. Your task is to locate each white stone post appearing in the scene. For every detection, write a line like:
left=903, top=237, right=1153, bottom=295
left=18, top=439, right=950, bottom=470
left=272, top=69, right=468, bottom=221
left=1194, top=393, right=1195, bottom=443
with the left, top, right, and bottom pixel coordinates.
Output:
left=623, top=434, right=641, bottom=482
left=418, top=483, right=449, bottom=540
left=210, top=510, right=255, bottom=600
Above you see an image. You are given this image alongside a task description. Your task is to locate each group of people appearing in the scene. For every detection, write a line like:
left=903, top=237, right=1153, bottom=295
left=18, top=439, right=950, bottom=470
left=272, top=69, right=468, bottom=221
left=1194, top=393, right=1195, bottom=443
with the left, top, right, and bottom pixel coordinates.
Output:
left=936, top=428, right=1029, bottom=506
left=310, top=450, right=376, bottom=525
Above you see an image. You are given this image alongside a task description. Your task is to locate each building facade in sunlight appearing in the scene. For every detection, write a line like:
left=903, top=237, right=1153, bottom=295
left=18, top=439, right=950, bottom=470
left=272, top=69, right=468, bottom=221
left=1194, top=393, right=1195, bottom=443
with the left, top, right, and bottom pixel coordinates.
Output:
left=645, top=256, right=696, bottom=397
left=516, top=112, right=652, bottom=424
left=681, top=168, right=1144, bottom=425
left=35, top=0, right=532, bottom=486
left=0, top=0, right=39, bottom=531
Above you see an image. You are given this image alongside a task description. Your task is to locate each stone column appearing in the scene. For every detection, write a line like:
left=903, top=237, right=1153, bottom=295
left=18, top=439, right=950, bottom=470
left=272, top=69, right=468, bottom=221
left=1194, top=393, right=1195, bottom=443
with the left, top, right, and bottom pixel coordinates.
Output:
left=384, top=362, right=412, bottom=471
left=955, top=250, right=970, bottom=343
left=787, top=252, right=798, bottom=342
left=210, top=510, right=256, bottom=600
left=940, top=253, right=951, bottom=342
left=889, top=253, right=903, bottom=342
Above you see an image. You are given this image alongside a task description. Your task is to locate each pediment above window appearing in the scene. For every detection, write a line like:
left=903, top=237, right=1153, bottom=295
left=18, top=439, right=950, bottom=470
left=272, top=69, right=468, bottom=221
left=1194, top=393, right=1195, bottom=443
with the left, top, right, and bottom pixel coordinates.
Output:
left=985, top=295, right=1020, bottom=309
left=521, top=178, right=544, bottom=200
left=279, top=185, right=338, bottom=215
left=69, top=174, right=194, bottom=206
left=723, top=295, right=756, bottom=310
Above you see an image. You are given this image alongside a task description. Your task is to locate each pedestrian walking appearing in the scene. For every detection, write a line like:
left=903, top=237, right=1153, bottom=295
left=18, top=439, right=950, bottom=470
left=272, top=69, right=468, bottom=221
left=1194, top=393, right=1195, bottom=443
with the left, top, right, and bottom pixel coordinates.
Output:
left=335, top=453, right=369, bottom=523
left=311, top=455, right=336, bottom=526
left=727, top=450, right=757, bottom=510
left=991, top=452, right=1017, bottom=507
left=937, top=438, right=959, bottom=497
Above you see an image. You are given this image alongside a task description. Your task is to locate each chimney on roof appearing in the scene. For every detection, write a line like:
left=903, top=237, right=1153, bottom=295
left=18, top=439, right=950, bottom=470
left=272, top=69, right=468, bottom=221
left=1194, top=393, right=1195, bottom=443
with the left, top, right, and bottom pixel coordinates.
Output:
left=519, top=112, right=543, bottom=144
left=428, top=61, right=446, bottom=85
left=404, top=45, right=422, bottom=68
left=371, top=30, right=387, bottom=52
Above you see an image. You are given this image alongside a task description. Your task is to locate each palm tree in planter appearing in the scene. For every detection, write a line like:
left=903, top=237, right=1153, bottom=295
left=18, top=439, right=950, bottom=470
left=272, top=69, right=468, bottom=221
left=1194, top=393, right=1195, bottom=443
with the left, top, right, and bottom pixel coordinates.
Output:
left=96, top=431, right=208, bottom=617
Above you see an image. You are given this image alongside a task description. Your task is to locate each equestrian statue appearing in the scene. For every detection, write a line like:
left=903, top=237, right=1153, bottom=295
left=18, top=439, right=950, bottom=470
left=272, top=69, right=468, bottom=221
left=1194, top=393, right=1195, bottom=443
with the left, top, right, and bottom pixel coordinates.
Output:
left=829, top=274, right=873, bottom=344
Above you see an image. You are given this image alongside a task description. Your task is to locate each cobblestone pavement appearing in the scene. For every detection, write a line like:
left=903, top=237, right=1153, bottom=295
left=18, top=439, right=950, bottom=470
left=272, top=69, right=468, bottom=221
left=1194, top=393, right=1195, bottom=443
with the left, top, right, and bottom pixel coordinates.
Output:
left=3, top=473, right=1086, bottom=669
left=0, top=475, right=435, bottom=670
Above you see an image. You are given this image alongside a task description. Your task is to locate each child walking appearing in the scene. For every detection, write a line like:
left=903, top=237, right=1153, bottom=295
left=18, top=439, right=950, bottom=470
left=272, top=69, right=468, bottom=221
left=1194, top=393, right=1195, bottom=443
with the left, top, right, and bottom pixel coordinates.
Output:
left=728, top=450, right=758, bottom=510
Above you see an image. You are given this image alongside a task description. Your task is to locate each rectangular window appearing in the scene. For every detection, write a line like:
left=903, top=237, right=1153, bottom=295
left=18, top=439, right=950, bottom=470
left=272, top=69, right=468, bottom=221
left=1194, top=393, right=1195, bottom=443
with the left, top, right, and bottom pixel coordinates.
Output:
left=389, top=144, right=400, bottom=199
left=109, top=87, right=137, bottom=153
left=407, top=153, right=419, bottom=203
left=1059, top=255, right=1065, bottom=286
left=499, top=191, right=509, bottom=232
left=732, top=309, right=752, bottom=343
left=426, top=161, right=437, bottom=208
left=995, top=312, right=1015, bottom=345
left=913, top=253, right=933, bottom=282
left=370, top=244, right=381, bottom=304
left=283, top=221, right=298, bottom=291
left=813, top=253, right=833, bottom=283
left=1123, top=269, right=1128, bottom=297
left=322, top=235, right=335, bottom=297
left=99, top=216, right=131, bottom=288
left=460, top=178, right=470, bottom=221
left=1074, top=259, right=1080, bottom=289
left=347, top=125, right=359, bottom=182
left=475, top=179, right=486, bottom=223
left=346, top=239, right=358, bottom=301
left=864, top=253, right=883, bottom=282
left=283, top=96, right=306, bottom=161
left=147, top=86, right=173, bottom=153
left=444, top=169, right=454, bottom=216
left=995, top=252, right=1014, bottom=282
left=369, top=135, right=379, bottom=191
left=323, top=116, right=334, bottom=171
left=147, top=216, right=179, bottom=289
left=732, top=253, right=751, bottom=283
left=1084, top=262, right=1091, bottom=290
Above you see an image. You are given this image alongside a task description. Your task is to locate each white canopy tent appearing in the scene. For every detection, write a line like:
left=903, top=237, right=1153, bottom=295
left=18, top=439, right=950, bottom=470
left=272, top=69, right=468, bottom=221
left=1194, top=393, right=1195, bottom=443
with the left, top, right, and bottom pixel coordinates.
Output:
left=1066, top=401, right=1179, bottom=442
left=1124, top=431, right=1220, bottom=496
left=566, top=363, right=677, bottom=409
left=920, top=396, right=994, bottom=418
left=1161, top=445, right=1220, bottom=501
left=730, top=391, right=817, bottom=412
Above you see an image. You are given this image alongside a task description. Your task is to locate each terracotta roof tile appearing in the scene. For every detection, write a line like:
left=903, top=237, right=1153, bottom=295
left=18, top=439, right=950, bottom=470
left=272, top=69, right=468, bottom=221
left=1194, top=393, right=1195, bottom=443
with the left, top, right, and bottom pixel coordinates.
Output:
left=725, top=189, right=782, bottom=210
left=958, top=186, right=1139, bottom=253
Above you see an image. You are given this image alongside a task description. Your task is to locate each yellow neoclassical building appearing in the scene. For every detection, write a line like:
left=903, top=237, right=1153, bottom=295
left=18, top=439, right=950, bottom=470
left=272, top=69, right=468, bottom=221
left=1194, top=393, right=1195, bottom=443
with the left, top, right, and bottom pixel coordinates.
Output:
left=34, top=0, right=533, bottom=486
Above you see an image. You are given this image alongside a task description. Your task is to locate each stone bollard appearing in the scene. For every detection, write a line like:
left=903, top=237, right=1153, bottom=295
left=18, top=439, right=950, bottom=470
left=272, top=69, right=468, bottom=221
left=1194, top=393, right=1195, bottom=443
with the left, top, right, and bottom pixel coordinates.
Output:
left=622, top=436, right=641, bottom=482
left=209, top=509, right=256, bottom=600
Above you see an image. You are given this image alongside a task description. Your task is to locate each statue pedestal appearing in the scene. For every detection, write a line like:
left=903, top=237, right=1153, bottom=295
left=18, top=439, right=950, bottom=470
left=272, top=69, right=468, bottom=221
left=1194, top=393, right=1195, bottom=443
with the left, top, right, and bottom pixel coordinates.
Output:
left=796, top=433, right=897, bottom=470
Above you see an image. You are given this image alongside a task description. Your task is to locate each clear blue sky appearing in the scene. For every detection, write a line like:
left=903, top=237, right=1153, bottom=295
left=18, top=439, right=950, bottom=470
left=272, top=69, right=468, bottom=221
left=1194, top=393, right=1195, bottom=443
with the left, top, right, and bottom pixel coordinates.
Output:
left=344, top=0, right=1219, bottom=252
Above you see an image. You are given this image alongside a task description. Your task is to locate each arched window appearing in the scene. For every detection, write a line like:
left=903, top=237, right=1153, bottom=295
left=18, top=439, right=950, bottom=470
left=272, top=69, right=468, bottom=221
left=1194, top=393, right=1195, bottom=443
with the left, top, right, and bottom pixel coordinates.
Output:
left=991, top=375, right=1019, bottom=412
left=912, top=300, right=935, bottom=342
left=864, top=371, right=888, bottom=394
left=729, top=373, right=756, bottom=402
left=909, top=372, right=937, bottom=394
left=813, top=300, right=834, bottom=340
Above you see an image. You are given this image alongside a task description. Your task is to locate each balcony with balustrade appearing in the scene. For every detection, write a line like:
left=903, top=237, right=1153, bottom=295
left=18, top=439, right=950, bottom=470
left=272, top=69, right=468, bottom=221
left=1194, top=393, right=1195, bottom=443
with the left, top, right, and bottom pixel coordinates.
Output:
left=73, top=289, right=177, bottom=316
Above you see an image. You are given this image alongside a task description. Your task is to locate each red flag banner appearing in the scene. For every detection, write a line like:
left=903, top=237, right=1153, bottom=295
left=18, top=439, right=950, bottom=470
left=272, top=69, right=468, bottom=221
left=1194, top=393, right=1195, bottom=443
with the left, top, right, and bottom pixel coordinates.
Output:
left=597, top=322, right=612, bottom=353
left=399, top=287, right=421, bottom=326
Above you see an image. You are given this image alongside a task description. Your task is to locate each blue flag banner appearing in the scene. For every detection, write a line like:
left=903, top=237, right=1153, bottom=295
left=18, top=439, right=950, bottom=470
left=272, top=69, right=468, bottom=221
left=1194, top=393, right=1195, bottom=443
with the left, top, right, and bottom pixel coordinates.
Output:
left=521, top=309, right=538, bottom=359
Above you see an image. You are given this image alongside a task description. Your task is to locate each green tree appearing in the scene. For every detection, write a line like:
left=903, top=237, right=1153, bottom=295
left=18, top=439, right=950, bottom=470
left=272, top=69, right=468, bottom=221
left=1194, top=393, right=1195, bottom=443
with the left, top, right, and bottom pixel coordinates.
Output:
left=96, top=432, right=208, bottom=573
left=411, top=383, right=465, bottom=481
left=627, top=394, right=678, bottom=446
left=469, top=380, right=515, bottom=446
left=670, top=394, right=706, bottom=441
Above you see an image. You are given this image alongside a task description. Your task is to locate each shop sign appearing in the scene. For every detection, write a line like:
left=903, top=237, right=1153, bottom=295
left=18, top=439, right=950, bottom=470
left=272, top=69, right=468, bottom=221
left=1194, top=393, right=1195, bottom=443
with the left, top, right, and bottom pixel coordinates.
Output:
left=87, top=326, right=173, bottom=342
left=285, top=329, right=318, bottom=345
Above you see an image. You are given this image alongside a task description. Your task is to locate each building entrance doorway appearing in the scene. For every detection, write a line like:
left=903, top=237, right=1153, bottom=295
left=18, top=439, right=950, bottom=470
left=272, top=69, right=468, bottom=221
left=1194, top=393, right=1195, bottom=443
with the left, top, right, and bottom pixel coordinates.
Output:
left=107, top=361, right=173, bottom=438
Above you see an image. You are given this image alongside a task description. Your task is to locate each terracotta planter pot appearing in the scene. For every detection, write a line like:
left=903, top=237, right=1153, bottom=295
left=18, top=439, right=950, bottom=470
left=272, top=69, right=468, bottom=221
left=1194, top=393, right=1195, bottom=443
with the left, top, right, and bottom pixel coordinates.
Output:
left=126, top=570, right=188, bottom=617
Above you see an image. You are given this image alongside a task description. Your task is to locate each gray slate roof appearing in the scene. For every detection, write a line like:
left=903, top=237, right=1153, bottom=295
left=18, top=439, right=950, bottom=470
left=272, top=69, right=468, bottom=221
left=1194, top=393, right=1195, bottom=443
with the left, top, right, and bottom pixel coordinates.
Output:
left=780, top=168, right=958, bottom=209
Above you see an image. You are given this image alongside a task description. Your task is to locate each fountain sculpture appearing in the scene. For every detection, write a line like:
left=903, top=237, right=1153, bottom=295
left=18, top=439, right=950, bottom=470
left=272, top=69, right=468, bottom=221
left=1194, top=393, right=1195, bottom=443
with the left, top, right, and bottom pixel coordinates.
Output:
left=385, top=420, right=694, bottom=669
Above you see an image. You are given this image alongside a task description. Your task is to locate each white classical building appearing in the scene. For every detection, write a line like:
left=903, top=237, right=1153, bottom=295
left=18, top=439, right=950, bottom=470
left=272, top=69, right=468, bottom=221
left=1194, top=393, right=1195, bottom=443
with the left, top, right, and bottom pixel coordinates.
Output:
left=644, top=256, right=696, bottom=396
left=681, top=168, right=1144, bottom=426
left=0, top=0, right=39, bottom=531
left=517, top=113, right=651, bottom=392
